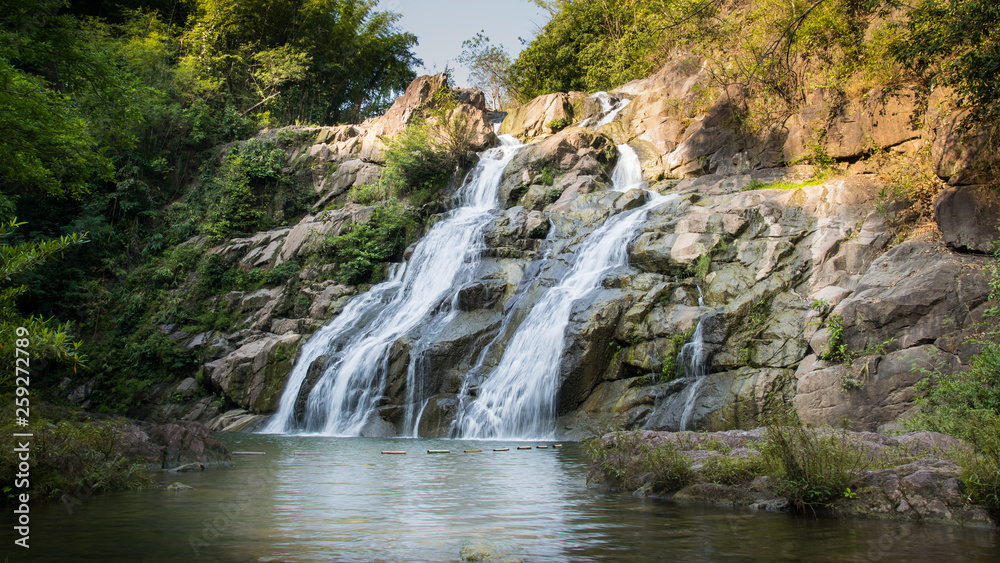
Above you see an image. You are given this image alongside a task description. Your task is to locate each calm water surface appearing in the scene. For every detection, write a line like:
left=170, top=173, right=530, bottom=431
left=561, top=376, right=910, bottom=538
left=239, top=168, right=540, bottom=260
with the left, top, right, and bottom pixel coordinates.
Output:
left=15, top=434, right=999, bottom=562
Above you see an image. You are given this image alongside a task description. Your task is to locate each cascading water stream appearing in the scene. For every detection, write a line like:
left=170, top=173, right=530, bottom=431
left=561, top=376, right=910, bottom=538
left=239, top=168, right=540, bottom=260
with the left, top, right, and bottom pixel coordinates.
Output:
left=261, top=136, right=524, bottom=435
left=678, top=316, right=708, bottom=431
left=455, top=145, right=672, bottom=439
left=579, top=92, right=631, bottom=129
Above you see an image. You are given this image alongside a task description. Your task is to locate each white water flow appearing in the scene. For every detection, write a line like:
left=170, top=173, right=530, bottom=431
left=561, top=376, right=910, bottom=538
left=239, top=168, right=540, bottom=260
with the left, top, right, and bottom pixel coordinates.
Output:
left=678, top=317, right=708, bottom=431
left=579, top=92, right=632, bottom=128
left=458, top=145, right=669, bottom=439
left=262, top=136, right=524, bottom=435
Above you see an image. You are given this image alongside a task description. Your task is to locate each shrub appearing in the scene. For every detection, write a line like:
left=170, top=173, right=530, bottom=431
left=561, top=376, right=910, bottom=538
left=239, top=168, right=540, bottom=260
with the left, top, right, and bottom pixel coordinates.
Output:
left=347, top=183, right=391, bottom=205
left=382, top=88, right=480, bottom=204
left=587, top=430, right=695, bottom=494
left=759, top=423, right=869, bottom=511
left=547, top=117, right=572, bottom=132
left=960, top=412, right=1000, bottom=511
left=198, top=138, right=311, bottom=240
left=701, top=454, right=767, bottom=486
left=322, top=200, right=419, bottom=285
left=1, top=414, right=150, bottom=501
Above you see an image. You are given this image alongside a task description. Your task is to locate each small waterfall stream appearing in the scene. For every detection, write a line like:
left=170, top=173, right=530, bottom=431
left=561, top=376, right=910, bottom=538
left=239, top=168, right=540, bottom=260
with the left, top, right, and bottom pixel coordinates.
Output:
left=677, top=317, right=708, bottom=431
left=455, top=145, right=672, bottom=439
left=262, top=136, right=524, bottom=435
left=579, top=92, right=631, bottom=128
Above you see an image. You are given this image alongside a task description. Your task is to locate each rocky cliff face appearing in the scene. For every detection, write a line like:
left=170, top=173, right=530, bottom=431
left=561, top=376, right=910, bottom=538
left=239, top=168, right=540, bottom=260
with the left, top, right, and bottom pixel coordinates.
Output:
left=129, top=63, right=997, bottom=438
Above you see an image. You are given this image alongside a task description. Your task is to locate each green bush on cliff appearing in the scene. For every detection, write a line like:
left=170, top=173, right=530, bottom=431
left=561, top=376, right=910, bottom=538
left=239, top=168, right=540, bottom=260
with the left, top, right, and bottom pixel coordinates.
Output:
left=383, top=89, right=480, bottom=205
left=322, top=200, right=419, bottom=285
left=196, top=138, right=312, bottom=240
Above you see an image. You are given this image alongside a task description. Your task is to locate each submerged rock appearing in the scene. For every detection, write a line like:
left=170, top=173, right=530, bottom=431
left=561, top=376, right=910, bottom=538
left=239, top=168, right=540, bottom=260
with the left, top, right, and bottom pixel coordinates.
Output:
left=166, top=482, right=194, bottom=492
left=123, top=420, right=232, bottom=469
left=459, top=540, right=525, bottom=563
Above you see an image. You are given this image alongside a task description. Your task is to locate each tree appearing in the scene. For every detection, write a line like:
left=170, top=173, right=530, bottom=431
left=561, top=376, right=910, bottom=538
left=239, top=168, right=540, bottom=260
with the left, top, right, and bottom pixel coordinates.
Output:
left=0, top=0, right=144, bottom=199
left=0, top=219, right=87, bottom=380
left=897, top=0, right=1000, bottom=126
left=508, top=0, right=664, bottom=101
left=457, top=31, right=513, bottom=110
left=180, top=0, right=420, bottom=124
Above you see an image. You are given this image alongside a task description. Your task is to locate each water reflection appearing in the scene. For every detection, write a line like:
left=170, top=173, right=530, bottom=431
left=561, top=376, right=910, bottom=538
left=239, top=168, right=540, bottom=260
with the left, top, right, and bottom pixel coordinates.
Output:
left=15, top=435, right=998, bottom=562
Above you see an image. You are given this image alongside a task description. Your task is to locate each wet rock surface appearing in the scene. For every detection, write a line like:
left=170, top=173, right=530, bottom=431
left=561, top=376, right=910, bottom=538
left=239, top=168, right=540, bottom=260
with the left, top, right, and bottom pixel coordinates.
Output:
left=122, top=420, right=232, bottom=469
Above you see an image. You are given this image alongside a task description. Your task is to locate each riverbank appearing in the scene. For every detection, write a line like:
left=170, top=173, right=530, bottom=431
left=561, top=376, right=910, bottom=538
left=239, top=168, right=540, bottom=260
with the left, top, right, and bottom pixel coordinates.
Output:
left=587, top=428, right=998, bottom=528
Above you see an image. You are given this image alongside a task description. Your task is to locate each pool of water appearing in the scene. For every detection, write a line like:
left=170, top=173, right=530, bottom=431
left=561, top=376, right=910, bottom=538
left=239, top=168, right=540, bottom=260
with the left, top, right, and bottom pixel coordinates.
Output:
left=13, top=434, right=999, bottom=562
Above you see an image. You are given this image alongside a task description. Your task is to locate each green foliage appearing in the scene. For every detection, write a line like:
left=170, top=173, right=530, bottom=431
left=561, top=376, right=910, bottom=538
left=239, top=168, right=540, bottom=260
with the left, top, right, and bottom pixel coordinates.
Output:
left=178, top=0, right=418, bottom=124
left=660, top=332, right=690, bottom=382
left=528, top=222, right=551, bottom=239
left=897, top=0, right=1000, bottom=126
left=382, top=89, right=481, bottom=205
left=347, top=183, right=391, bottom=205
left=547, top=117, right=572, bottom=132
left=382, top=119, right=457, bottom=199
left=0, top=220, right=86, bottom=379
left=701, top=453, right=766, bottom=486
left=0, top=413, right=150, bottom=501
left=192, top=138, right=310, bottom=240
left=0, top=2, right=143, bottom=198
left=586, top=430, right=696, bottom=494
left=509, top=0, right=677, bottom=101
left=739, top=171, right=836, bottom=192
left=322, top=200, right=419, bottom=285
left=759, top=423, right=870, bottom=511
left=458, top=31, right=513, bottom=110
left=958, top=412, right=1000, bottom=511
left=691, top=253, right=712, bottom=280
left=820, top=314, right=848, bottom=362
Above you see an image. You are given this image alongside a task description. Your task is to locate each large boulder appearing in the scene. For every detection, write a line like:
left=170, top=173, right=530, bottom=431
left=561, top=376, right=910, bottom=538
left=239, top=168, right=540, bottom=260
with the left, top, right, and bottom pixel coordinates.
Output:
left=498, top=127, right=617, bottom=208
left=360, top=74, right=495, bottom=162
left=927, top=88, right=1000, bottom=186
left=204, top=333, right=302, bottom=413
left=933, top=185, right=1000, bottom=253
left=837, top=239, right=991, bottom=353
left=795, top=239, right=992, bottom=429
left=500, top=92, right=576, bottom=140
left=122, top=420, right=232, bottom=469
left=783, top=87, right=922, bottom=162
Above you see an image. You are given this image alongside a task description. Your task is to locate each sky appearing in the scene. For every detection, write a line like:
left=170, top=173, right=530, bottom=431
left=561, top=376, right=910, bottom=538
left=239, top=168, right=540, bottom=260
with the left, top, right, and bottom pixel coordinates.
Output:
left=375, top=0, right=552, bottom=89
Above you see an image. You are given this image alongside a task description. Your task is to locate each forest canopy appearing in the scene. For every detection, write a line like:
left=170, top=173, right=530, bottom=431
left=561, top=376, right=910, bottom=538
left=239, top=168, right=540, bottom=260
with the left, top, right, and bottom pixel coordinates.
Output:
left=0, top=0, right=420, bottom=386
left=501, top=0, right=999, bottom=129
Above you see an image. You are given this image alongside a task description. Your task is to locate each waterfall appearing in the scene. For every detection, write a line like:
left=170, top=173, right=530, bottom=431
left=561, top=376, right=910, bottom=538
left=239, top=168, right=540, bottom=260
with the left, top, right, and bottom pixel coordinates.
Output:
left=677, top=316, right=708, bottom=431
left=455, top=145, right=673, bottom=439
left=610, top=143, right=647, bottom=192
left=261, top=136, right=524, bottom=435
left=579, top=92, right=631, bottom=129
